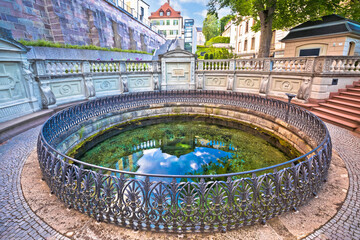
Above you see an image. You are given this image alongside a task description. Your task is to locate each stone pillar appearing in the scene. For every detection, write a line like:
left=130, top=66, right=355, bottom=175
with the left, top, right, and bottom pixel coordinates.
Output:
left=83, top=61, right=95, bottom=99
left=259, top=76, right=270, bottom=94
left=122, top=75, right=129, bottom=93
left=161, top=58, right=166, bottom=90
left=198, top=61, right=203, bottom=71
left=196, top=74, right=204, bottom=90
left=152, top=61, right=160, bottom=91
left=38, top=79, right=57, bottom=108
left=297, top=77, right=312, bottom=100
left=229, top=59, right=235, bottom=71
left=34, top=60, right=57, bottom=109
left=227, top=74, right=235, bottom=90
left=190, top=58, right=196, bottom=90
left=264, top=59, right=272, bottom=72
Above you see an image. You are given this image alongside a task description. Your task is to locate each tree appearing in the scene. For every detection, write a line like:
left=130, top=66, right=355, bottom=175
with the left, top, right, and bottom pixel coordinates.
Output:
left=208, top=0, right=346, bottom=58
left=220, top=15, right=234, bottom=33
left=202, top=13, right=220, bottom=42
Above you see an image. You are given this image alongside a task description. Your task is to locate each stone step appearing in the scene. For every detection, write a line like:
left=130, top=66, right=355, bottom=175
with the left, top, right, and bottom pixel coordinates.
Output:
left=312, top=107, right=360, bottom=124
left=318, top=103, right=360, bottom=118
left=340, top=91, right=360, bottom=99
left=311, top=110, right=358, bottom=131
left=0, top=100, right=87, bottom=144
left=333, top=95, right=360, bottom=104
left=326, top=99, right=360, bottom=111
left=0, top=110, right=53, bottom=143
left=347, top=87, right=360, bottom=93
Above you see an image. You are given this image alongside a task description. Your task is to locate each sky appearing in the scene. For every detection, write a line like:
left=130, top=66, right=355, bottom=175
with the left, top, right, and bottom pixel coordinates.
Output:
left=145, top=0, right=232, bottom=28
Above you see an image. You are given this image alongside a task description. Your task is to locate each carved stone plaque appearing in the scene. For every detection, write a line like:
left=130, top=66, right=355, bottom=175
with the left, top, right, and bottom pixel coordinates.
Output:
left=172, top=69, right=185, bottom=77
left=166, top=63, right=190, bottom=83
left=205, top=75, right=227, bottom=87
left=271, top=78, right=301, bottom=94
left=236, top=77, right=261, bottom=89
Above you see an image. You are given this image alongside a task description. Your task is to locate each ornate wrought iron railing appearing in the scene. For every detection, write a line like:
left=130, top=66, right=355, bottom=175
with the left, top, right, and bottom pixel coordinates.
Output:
left=38, top=90, right=331, bottom=233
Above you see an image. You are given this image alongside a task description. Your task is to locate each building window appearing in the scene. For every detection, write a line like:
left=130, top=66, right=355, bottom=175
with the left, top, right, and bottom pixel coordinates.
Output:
left=348, top=41, right=356, bottom=56
left=251, top=37, right=255, bottom=50
left=140, top=7, right=144, bottom=21
left=167, top=10, right=171, bottom=16
left=170, top=30, right=174, bottom=35
left=245, top=20, right=249, bottom=33
left=166, top=20, right=170, bottom=25
left=160, top=20, right=164, bottom=25
left=173, top=20, right=178, bottom=25
left=160, top=10, right=164, bottom=16
left=296, top=44, right=327, bottom=56
left=244, top=40, right=248, bottom=51
left=299, top=48, right=320, bottom=56
left=174, top=30, right=178, bottom=35
left=159, top=30, right=167, bottom=36
left=238, top=42, right=241, bottom=52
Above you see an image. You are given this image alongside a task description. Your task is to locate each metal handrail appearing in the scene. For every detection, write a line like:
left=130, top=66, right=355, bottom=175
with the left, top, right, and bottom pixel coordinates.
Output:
left=37, top=90, right=331, bottom=232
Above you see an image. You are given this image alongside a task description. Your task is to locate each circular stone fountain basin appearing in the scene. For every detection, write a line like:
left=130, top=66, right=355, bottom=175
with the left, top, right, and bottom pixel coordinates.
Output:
left=38, top=91, right=331, bottom=233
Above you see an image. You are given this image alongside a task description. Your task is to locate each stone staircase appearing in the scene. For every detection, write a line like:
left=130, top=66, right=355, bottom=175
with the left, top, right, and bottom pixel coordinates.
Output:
left=311, top=80, right=360, bottom=132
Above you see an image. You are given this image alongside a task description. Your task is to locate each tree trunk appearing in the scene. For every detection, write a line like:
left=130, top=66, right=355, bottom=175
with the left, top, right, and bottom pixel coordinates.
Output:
left=258, top=7, right=275, bottom=58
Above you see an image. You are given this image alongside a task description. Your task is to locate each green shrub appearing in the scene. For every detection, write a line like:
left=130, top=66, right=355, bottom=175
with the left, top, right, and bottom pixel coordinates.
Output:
left=205, top=36, right=230, bottom=46
left=18, top=39, right=152, bottom=55
left=196, top=46, right=233, bottom=60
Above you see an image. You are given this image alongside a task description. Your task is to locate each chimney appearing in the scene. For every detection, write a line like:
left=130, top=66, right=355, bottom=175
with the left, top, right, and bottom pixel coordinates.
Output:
left=168, top=0, right=170, bottom=4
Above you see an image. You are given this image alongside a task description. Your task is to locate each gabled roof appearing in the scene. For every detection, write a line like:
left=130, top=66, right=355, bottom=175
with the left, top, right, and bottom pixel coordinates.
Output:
left=149, top=2, right=182, bottom=19
left=0, top=27, right=28, bottom=52
left=281, top=14, right=360, bottom=42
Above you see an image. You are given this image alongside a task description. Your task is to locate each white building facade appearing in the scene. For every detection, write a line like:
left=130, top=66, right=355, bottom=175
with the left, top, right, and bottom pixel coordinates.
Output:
left=196, top=27, right=206, bottom=46
left=229, top=17, right=288, bottom=58
left=149, top=1, right=183, bottom=40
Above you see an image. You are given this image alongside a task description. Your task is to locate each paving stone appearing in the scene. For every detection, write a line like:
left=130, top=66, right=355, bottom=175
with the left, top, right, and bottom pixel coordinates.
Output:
left=308, top=123, right=360, bottom=239
left=0, top=126, right=66, bottom=239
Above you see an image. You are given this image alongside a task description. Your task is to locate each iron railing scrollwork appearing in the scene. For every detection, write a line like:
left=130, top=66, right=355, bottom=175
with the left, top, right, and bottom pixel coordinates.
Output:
left=38, top=90, right=331, bottom=233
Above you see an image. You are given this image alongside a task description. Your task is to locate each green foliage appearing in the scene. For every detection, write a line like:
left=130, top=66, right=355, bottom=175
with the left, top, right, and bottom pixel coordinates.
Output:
left=196, top=46, right=232, bottom=59
left=208, top=0, right=355, bottom=57
left=205, top=36, right=230, bottom=46
left=202, top=13, right=220, bottom=42
left=18, top=39, right=152, bottom=55
left=220, top=14, right=234, bottom=32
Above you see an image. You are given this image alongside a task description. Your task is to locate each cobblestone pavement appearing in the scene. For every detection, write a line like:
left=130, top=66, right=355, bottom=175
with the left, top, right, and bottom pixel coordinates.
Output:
left=0, top=126, right=66, bottom=240
left=306, top=123, right=360, bottom=240
left=0, top=123, right=359, bottom=240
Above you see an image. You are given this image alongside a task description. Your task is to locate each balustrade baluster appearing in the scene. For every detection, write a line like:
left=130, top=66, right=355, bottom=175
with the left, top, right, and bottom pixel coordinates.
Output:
left=355, top=60, right=360, bottom=72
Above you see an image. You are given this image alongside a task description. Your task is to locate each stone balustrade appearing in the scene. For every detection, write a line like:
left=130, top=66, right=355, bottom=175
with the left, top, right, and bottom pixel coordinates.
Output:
left=28, top=54, right=360, bottom=117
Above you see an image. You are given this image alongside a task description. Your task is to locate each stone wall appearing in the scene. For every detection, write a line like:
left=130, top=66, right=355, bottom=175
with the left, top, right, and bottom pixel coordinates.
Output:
left=0, top=0, right=165, bottom=52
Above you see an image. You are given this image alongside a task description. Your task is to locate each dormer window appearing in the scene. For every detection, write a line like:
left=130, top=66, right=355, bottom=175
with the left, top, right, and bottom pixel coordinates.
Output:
left=160, top=10, right=164, bottom=16
left=166, top=10, right=171, bottom=16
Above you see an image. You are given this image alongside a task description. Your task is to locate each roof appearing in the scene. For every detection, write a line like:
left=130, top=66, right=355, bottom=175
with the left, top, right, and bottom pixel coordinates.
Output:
left=0, top=27, right=28, bottom=52
left=281, top=14, right=360, bottom=42
left=149, top=2, right=182, bottom=19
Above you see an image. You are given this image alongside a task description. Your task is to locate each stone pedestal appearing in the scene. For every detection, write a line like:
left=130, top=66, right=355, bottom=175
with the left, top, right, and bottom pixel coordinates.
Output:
left=159, top=47, right=196, bottom=90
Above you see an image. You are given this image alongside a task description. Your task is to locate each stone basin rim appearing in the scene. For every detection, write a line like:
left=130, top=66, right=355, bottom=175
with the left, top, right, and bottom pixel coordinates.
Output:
left=39, top=90, right=330, bottom=179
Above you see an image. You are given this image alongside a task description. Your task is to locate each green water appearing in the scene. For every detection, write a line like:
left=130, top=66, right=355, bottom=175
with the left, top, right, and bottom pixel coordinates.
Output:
left=78, top=119, right=299, bottom=176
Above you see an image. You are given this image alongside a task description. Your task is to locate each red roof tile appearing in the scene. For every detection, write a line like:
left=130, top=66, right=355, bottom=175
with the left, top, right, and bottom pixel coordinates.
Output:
left=149, top=2, right=182, bottom=19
